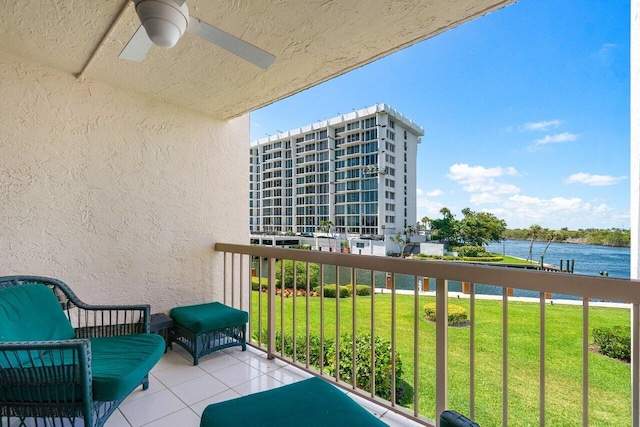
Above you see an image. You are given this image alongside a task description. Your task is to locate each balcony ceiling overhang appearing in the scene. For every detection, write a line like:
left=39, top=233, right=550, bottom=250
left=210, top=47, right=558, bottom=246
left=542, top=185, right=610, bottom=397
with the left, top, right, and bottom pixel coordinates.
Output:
left=0, top=0, right=515, bottom=120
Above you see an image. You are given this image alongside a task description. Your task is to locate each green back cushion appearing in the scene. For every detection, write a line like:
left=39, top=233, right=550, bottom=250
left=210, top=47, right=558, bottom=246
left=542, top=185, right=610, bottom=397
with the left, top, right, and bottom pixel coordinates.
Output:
left=200, top=377, right=387, bottom=427
left=0, top=284, right=75, bottom=342
left=170, top=302, right=248, bottom=333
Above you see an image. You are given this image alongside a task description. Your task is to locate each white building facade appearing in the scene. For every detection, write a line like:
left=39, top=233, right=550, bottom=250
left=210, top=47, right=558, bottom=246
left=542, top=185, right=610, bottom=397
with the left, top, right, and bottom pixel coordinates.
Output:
left=250, top=104, right=424, bottom=237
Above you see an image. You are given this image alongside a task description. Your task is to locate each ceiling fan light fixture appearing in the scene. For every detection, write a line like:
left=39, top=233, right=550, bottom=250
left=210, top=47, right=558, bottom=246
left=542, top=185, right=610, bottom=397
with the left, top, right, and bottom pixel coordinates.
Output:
left=134, top=0, right=189, bottom=48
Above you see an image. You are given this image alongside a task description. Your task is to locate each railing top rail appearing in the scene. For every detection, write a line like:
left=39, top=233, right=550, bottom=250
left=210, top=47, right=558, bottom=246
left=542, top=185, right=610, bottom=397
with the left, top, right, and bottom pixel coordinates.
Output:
left=215, top=242, right=640, bottom=304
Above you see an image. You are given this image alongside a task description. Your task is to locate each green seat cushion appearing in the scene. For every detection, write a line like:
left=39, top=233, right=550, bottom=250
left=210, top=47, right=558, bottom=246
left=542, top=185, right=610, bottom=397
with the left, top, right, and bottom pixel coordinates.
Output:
left=170, top=302, right=248, bottom=334
left=90, top=333, right=165, bottom=401
left=0, top=284, right=75, bottom=342
left=200, top=377, right=386, bottom=427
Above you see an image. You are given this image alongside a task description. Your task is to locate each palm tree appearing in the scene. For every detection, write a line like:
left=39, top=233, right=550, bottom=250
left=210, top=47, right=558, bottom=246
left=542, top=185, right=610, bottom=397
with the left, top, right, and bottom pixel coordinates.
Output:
left=421, top=216, right=431, bottom=240
left=319, top=220, right=333, bottom=233
left=319, top=220, right=334, bottom=251
left=540, top=230, right=557, bottom=262
left=527, top=224, right=542, bottom=262
left=405, top=225, right=416, bottom=242
left=390, top=232, right=406, bottom=257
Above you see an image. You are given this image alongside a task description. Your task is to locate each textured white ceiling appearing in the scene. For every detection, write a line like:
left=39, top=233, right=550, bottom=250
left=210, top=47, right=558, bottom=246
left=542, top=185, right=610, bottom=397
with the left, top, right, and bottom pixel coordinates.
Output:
left=0, top=0, right=515, bottom=120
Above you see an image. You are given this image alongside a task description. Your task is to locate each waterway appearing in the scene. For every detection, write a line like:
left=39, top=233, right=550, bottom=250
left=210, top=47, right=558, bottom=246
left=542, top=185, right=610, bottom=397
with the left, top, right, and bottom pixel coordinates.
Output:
left=339, top=240, right=630, bottom=298
left=257, top=240, right=631, bottom=299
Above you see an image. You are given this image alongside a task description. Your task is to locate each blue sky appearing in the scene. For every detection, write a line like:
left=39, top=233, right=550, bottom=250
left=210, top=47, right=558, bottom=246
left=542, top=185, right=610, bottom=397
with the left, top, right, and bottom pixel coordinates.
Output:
left=250, top=0, right=630, bottom=230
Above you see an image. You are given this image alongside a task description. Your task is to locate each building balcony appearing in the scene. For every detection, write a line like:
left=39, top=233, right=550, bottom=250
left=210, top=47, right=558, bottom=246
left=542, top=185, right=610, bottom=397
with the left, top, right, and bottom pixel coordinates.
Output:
left=210, top=243, right=640, bottom=426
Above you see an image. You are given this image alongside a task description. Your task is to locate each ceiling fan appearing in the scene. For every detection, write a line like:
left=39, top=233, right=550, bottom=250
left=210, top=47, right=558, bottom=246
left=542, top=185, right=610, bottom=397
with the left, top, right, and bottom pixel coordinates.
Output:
left=119, top=0, right=275, bottom=69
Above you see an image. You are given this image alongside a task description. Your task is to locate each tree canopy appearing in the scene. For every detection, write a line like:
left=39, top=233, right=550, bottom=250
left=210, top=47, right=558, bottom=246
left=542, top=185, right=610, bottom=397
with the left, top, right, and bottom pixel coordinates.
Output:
left=425, top=207, right=507, bottom=247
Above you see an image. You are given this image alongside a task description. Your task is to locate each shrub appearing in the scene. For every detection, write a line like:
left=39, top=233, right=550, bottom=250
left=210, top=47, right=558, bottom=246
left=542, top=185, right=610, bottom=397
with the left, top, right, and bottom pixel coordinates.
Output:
left=325, top=333, right=403, bottom=402
left=424, top=303, right=468, bottom=326
left=314, top=284, right=350, bottom=298
left=593, top=326, right=630, bottom=362
left=251, top=330, right=405, bottom=403
left=251, top=276, right=268, bottom=291
left=345, top=284, right=372, bottom=296
left=451, top=245, right=490, bottom=257
left=275, top=260, right=320, bottom=290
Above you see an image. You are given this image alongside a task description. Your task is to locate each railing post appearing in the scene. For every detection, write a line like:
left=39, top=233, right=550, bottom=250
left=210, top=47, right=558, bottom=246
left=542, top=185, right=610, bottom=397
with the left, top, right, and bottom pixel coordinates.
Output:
left=267, top=257, right=276, bottom=360
left=436, top=278, right=448, bottom=426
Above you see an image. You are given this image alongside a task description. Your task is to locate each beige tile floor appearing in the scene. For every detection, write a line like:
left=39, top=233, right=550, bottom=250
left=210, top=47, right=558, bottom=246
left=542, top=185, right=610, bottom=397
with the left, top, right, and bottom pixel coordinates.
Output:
left=103, top=345, right=424, bottom=427
left=3, top=345, right=425, bottom=426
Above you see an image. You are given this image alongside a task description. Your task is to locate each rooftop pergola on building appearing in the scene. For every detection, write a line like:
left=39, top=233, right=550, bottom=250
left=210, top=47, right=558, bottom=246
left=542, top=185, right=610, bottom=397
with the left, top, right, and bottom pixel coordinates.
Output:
left=250, top=105, right=424, bottom=236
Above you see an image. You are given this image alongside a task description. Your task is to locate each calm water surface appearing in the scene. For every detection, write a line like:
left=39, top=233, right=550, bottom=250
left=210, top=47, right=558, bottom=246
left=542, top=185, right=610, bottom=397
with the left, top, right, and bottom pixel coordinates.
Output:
left=258, top=240, right=631, bottom=299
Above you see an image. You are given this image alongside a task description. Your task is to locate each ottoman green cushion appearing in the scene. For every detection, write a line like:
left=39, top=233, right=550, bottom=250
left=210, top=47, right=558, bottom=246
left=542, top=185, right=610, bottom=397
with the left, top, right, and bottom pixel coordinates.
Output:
left=170, top=302, right=248, bottom=333
left=200, top=377, right=386, bottom=427
left=90, top=333, right=165, bottom=401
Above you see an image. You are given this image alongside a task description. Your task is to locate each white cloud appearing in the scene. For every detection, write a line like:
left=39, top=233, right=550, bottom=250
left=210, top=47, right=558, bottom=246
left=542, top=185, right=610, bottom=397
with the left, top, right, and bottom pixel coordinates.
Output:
left=522, top=120, right=561, bottom=131
left=470, top=192, right=502, bottom=204
left=447, top=164, right=520, bottom=197
left=564, top=172, right=627, bottom=186
left=528, top=132, right=578, bottom=151
left=416, top=188, right=448, bottom=219
left=494, top=194, right=624, bottom=229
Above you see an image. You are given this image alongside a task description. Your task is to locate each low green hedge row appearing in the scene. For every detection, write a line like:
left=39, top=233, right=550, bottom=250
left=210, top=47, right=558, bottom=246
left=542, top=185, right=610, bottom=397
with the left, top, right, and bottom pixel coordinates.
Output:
left=593, top=326, right=630, bottom=362
left=252, top=279, right=373, bottom=298
left=253, top=329, right=404, bottom=402
left=313, top=284, right=372, bottom=298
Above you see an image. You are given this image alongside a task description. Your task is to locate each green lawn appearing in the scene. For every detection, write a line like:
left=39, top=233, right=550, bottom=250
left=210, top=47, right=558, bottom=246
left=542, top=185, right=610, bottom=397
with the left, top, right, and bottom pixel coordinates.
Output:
left=250, top=291, right=630, bottom=426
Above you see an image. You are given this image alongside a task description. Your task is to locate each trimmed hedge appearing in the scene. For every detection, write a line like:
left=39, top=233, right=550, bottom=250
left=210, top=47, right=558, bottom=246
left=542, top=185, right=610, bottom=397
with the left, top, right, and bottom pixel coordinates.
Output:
left=252, top=329, right=403, bottom=402
left=424, top=303, right=468, bottom=326
left=593, top=326, right=630, bottom=362
left=314, top=284, right=349, bottom=298
left=345, top=284, right=372, bottom=296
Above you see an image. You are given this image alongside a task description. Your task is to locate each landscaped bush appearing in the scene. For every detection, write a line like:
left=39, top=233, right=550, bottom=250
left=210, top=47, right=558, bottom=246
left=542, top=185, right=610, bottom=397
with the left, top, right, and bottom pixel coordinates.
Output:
left=252, top=330, right=333, bottom=366
left=253, top=329, right=404, bottom=403
left=345, top=284, right=372, bottom=296
left=251, top=276, right=268, bottom=291
left=325, top=333, right=403, bottom=402
left=593, top=326, right=630, bottom=362
left=451, top=245, right=490, bottom=257
left=313, top=284, right=349, bottom=298
left=424, top=303, right=468, bottom=326
left=275, top=260, right=320, bottom=290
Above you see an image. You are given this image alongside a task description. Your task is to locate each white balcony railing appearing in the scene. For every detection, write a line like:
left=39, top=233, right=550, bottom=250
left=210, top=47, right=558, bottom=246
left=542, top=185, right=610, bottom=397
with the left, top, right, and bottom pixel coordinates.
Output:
left=215, top=243, right=640, bottom=427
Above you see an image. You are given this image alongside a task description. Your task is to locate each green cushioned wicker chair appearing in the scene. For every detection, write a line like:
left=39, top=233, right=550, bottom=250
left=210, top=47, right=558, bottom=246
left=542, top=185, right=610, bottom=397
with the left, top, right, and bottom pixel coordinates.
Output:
left=200, top=376, right=387, bottom=427
left=0, top=276, right=165, bottom=427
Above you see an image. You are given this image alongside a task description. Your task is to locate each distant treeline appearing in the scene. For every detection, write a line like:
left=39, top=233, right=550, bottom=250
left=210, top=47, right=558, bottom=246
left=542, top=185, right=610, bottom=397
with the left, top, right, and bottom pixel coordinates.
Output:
left=503, top=228, right=630, bottom=248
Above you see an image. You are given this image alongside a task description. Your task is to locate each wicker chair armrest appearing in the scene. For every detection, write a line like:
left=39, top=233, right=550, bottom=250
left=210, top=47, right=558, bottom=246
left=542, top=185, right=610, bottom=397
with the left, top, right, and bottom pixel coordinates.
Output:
left=0, top=339, right=93, bottom=412
left=0, top=338, right=91, bottom=352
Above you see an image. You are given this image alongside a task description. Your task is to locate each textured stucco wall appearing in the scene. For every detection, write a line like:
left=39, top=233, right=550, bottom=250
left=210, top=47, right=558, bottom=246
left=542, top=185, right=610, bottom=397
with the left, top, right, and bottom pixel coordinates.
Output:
left=0, top=51, right=249, bottom=311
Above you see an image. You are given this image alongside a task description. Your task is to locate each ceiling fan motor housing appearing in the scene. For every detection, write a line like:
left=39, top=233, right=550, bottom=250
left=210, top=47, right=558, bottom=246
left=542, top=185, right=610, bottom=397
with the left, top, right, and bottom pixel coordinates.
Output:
left=134, top=0, right=189, bottom=48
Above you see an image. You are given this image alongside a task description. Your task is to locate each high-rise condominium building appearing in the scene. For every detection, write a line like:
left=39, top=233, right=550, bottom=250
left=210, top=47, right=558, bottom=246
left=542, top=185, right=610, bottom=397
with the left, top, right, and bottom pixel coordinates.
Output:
left=250, top=104, right=423, bottom=236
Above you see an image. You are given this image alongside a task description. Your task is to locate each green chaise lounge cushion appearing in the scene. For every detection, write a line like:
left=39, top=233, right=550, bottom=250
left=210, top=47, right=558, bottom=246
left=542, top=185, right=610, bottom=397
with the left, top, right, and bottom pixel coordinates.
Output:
left=90, top=333, right=165, bottom=401
left=200, top=376, right=387, bottom=427
left=170, top=302, right=248, bottom=333
left=0, top=284, right=75, bottom=342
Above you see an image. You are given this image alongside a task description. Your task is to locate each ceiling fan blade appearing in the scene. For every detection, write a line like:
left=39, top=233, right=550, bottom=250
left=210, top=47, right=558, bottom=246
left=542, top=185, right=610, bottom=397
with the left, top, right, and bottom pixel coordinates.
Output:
left=188, top=17, right=275, bottom=69
left=119, top=25, right=153, bottom=62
